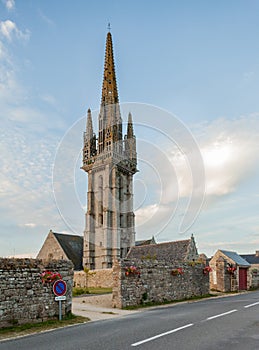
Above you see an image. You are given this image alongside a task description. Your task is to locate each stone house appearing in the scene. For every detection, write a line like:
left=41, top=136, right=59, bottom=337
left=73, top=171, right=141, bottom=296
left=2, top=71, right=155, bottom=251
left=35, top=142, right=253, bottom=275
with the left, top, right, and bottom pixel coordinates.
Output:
left=209, top=250, right=250, bottom=292
left=126, top=234, right=199, bottom=262
left=37, top=230, right=83, bottom=271
left=241, top=251, right=259, bottom=289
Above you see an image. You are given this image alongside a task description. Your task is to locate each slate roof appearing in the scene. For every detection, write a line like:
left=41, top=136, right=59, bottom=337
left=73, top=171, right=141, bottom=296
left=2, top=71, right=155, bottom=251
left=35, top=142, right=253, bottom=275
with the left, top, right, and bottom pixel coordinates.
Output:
left=135, top=236, right=156, bottom=246
left=240, top=254, right=259, bottom=265
left=53, top=232, right=83, bottom=270
left=127, top=239, right=192, bottom=262
left=221, top=250, right=250, bottom=267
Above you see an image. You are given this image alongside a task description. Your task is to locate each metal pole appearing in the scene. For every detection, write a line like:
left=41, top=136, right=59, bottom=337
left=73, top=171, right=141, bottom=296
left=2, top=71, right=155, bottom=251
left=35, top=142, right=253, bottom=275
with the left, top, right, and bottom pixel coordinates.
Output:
left=59, top=300, right=62, bottom=321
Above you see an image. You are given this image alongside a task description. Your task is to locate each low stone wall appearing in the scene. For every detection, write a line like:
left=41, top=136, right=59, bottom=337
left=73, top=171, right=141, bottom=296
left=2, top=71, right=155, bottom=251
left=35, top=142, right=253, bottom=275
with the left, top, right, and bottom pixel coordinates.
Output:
left=248, top=265, right=259, bottom=289
left=74, top=268, right=113, bottom=288
left=0, top=258, right=73, bottom=328
left=112, top=259, right=209, bottom=308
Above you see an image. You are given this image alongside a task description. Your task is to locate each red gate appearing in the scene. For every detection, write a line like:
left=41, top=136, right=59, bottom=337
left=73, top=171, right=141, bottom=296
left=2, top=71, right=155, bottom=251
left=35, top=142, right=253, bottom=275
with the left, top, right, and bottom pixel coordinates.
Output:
left=239, top=268, right=247, bottom=290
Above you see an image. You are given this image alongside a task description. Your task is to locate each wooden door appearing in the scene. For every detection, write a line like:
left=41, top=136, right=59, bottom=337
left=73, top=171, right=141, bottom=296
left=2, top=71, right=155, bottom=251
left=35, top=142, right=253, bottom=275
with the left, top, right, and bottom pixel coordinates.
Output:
left=239, top=268, right=247, bottom=290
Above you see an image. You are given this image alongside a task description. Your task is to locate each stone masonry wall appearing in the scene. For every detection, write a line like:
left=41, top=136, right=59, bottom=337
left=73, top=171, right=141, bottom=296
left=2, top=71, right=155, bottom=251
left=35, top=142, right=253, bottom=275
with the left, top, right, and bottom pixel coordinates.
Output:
left=0, top=258, right=73, bottom=328
left=209, top=254, right=238, bottom=292
left=73, top=268, right=113, bottom=288
left=248, top=265, right=259, bottom=289
left=112, top=259, right=209, bottom=308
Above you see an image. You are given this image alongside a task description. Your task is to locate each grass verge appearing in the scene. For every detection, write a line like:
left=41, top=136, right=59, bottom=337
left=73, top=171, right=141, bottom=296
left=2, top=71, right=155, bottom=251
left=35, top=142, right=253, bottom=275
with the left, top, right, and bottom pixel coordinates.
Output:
left=123, top=294, right=214, bottom=310
left=0, top=314, right=89, bottom=341
left=73, top=287, right=112, bottom=297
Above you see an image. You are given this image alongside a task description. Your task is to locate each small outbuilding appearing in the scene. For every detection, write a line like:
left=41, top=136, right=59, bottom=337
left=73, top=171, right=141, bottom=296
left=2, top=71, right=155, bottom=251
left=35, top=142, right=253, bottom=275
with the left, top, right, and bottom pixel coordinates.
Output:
left=241, top=251, right=259, bottom=289
left=37, top=230, right=83, bottom=271
left=209, top=249, right=250, bottom=292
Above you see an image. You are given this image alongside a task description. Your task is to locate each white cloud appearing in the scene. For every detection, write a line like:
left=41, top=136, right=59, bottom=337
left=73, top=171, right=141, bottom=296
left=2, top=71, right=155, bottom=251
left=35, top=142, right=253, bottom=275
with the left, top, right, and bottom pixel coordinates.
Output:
left=8, top=253, right=37, bottom=258
left=0, top=69, right=23, bottom=104
left=168, top=115, right=259, bottom=199
left=2, top=0, right=15, bottom=11
left=0, top=42, right=64, bottom=129
left=133, top=114, right=259, bottom=242
left=0, top=39, right=8, bottom=60
left=8, top=106, right=46, bottom=123
left=0, top=20, right=30, bottom=105
left=38, top=9, right=55, bottom=26
left=0, top=20, right=30, bottom=42
left=135, top=204, right=159, bottom=226
left=0, top=16, right=68, bottom=253
left=41, top=94, right=57, bottom=106
left=201, top=116, right=259, bottom=197
left=0, top=120, right=60, bottom=229
left=20, top=223, right=37, bottom=228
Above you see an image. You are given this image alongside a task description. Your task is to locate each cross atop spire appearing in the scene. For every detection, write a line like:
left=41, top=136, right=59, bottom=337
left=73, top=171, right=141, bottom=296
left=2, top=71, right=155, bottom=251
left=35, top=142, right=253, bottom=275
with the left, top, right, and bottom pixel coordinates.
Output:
left=101, top=31, right=119, bottom=106
left=107, top=22, right=111, bottom=32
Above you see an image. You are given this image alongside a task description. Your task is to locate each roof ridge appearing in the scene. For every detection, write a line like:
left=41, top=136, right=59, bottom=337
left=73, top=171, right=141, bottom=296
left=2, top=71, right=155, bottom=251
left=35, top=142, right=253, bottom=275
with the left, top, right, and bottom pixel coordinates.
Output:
left=52, top=232, right=83, bottom=238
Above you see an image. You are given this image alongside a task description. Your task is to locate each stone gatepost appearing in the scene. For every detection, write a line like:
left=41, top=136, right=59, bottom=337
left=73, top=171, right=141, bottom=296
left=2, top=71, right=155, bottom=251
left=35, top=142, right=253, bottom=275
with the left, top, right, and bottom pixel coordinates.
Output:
left=112, top=260, right=122, bottom=308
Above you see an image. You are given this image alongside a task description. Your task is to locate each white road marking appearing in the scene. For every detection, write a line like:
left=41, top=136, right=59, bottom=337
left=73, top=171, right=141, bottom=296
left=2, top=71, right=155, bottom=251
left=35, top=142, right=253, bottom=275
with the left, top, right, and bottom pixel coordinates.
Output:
left=131, top=299, right=258, bottom=347
left=206, top=309, right=237, bottom=321
left=244, top=301, right=259, bottom=308
left=131, top=323, right=194, bottom=347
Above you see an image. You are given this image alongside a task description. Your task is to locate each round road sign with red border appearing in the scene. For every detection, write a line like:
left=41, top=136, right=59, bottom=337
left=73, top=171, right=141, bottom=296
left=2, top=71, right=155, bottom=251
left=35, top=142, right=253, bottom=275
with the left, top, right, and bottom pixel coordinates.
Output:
left=53, top=279, right=67, bottom=297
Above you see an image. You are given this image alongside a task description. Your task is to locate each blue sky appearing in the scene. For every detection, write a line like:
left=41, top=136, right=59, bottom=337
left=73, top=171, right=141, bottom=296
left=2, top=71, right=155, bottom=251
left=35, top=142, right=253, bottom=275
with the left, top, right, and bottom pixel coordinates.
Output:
left=0, top=0, right=259, bottom=258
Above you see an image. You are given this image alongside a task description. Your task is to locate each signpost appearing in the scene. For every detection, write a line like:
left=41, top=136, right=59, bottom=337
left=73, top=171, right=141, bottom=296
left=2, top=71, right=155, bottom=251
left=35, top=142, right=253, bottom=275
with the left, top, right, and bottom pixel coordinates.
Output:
left=55, top=296, right=66, bottom=301
left=53, top=280, right=67, bottom=321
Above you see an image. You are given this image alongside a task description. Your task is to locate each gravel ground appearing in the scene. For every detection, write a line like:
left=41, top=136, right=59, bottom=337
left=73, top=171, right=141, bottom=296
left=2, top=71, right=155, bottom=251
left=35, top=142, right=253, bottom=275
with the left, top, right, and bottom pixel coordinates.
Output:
left=75, top=293, right=113, bottom=308
left=72, top=294, right=139, bottom=321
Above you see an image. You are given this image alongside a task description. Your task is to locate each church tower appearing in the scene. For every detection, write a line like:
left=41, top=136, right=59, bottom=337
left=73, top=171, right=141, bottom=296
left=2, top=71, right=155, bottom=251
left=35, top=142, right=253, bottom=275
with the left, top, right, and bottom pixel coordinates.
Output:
left=81, top=30, right=137, bottom=269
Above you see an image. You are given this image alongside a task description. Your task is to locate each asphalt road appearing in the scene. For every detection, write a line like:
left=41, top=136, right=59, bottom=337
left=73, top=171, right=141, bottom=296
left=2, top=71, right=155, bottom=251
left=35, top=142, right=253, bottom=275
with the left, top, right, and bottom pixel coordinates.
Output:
left=1, top=291, right=259, bottom=350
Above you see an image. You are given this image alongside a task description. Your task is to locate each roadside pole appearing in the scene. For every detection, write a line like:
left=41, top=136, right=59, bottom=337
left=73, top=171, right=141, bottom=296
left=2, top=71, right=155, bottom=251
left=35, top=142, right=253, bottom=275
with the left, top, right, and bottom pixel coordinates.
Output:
left=53, top=280, right=67, bottom=321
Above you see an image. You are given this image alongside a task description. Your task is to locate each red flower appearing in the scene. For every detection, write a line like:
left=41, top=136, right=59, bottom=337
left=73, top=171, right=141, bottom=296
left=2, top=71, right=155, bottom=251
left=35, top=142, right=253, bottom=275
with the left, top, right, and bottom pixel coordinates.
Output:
left=203, top=266, right=212, bottom=274
left=227, top=266, right=236, bottom=274
left=124, top=265, right=140, bottom=276
left=171, top=268, right=184, bottom=276
left=40, top=271, right=62, bottom=284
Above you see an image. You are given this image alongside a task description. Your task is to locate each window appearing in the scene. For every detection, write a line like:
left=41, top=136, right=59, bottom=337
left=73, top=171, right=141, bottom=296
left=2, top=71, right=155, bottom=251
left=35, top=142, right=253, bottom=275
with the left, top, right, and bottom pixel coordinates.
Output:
left=120, top=214, right=123, bottom=228
left=98, top=176, right=103, bottom=226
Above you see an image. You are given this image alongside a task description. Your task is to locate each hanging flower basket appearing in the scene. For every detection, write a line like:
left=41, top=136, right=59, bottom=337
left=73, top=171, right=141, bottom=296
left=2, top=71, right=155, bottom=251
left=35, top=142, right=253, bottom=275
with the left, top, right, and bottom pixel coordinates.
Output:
left=40, top=271, right=62, bottom=284
left=203, top=266, right=212, bottom=274
left=171, top=268, right=184, bottom=276
left=227, top=266, right=236, bottom=274
left=124, top=265, right=140, bottom=277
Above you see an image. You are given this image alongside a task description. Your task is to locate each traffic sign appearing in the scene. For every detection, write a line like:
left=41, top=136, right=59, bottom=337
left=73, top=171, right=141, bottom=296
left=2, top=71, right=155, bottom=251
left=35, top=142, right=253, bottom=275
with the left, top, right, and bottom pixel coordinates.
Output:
left=55, top=296, right=66, bottom=301
left=53, top=279, right=67, bottom=297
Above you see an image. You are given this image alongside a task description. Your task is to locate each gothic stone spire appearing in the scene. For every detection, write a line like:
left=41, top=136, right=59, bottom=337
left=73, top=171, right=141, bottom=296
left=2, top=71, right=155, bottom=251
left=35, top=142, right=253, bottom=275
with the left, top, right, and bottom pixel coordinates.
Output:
left=83, top=108, right=96, bottom=162
left=99, top=31, right=122, bottom=152
left=125, top=112, right=137, bottom=164
left=86, top=108, right=93, bottom=140
left=101, top=32, right=119, bottom=106
left=127, top=112, right=134, bottom=139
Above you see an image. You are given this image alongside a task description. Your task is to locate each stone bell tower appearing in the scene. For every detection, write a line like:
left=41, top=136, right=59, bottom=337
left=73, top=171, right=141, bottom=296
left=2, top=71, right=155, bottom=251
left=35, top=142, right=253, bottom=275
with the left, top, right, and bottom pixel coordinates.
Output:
left=81, top=30, right=137, bottom=269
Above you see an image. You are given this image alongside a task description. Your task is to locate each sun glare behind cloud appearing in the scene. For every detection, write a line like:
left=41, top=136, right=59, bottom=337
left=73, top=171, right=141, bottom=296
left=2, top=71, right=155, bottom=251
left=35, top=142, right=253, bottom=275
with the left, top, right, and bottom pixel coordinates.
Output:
left=202, top=142, right=233, bottom=168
